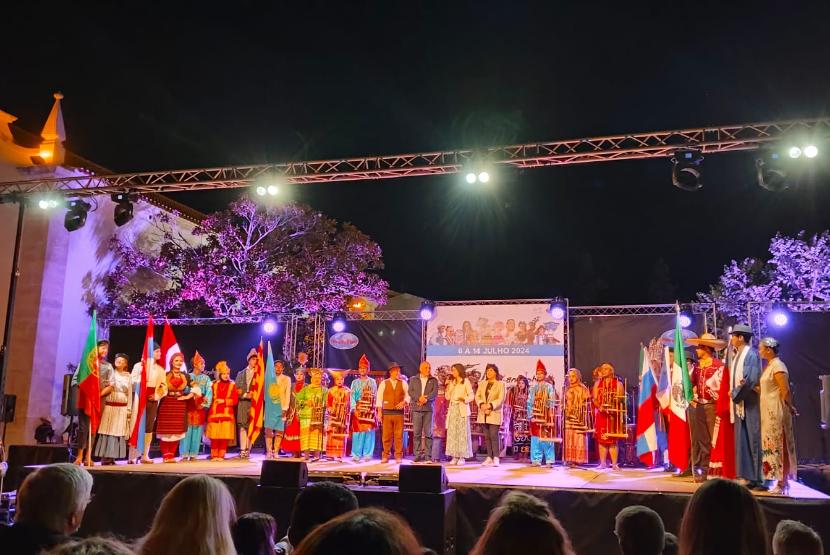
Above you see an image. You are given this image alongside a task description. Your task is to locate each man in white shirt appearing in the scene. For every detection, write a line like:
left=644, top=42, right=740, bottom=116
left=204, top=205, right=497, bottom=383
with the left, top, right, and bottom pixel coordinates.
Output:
left=130, top=342, right=166, bottom=464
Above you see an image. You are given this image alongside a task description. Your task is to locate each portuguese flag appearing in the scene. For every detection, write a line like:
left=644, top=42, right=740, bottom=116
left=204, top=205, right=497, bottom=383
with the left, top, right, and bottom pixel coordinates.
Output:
left=76, top=311, right=102, bottom=435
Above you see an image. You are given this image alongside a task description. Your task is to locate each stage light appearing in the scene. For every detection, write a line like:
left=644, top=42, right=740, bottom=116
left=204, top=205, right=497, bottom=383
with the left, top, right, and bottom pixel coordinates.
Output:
left=262, top=318, right=278, bottom=335
left=255, top=186, right=267, bottom=196
left=678, top=309, right=693, bottom=328
left=36, top=195, right=60, bottom=210
left=769, top=308, right=789, bottom=327
left=478, top=171, right=490, bottom=183
left=64, top=199, right=91, bottom=232
left=548, top=298, right=566, bottom=320
left=788, top=146, right=802, bottom=159
left=671, top=149, right=703, bottom=191
left=267, top=185, right=279, bottom=196
left=331, top=312, right=347, bottom=333
left=111, top=193, right=134, bottom=227
left=419, top=300, right=436, bottom=321
left=465, top=172, right=477, bottom=184
left=804, top=145, right=819, bottom=158
left=38, top=199, right=50, bottom=210
left=755, top=157, right=788, bottom=192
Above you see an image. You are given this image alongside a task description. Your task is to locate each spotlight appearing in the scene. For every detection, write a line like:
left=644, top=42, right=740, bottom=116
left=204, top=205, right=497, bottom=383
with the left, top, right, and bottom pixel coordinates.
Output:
left=111, top=193, right=134, bottom=227
left=38, top=199, right=49, bottom=210
left=37, top=196, right=60, bottom=210
left=755, top=158, right=788, bottom=192
left=267, top=185, right=279, bottom=196
left=465, top=172, right=477, bottom=184
left=255, top=186, right=267, bottom=196
left=262, top=318, right=278, bottom=335
left=769, top=308, right=789, bottom=328
left=331, top=312, right=347, bottom=333
left=548, top=298, right=566, bottom=320
left=671, top=149, right=703, bottom=191
left=419, top=300, right=436, bottom=321
left=678, top=310, right=693, bottom=329
left=478, top=171, right=490, bottom=183
left=64, top=199, right=91, bottom=232
left=788, top=146, right=802, bottom=159
left=804, top=145, right=819, bottom=159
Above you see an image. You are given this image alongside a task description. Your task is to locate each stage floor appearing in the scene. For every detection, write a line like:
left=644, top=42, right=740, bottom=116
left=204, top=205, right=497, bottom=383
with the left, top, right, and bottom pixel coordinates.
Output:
left=87, top=455, right=829, bottom=499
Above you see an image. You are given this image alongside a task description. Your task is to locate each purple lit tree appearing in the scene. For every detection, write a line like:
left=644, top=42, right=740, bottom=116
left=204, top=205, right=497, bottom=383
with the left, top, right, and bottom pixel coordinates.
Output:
left=96, top=198, right=388, bottom=318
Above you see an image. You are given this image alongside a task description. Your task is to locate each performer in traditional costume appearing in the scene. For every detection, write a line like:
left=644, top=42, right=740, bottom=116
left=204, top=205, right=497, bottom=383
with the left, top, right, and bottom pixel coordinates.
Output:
left=156, top=352, right=192, bottom=462
left=445, top=363, right=474, bottom=465
left=74, top=340, right=113, bottom=466
left=431, top=366, right=450, bottom=462
left=409, top=361, right=439, bottom=463
left=528, top=360, right=557, bottom=467
left=207, top=361, right=238, bottom=461
left=475, top=363, right=505, bottom=466
left=707, top=348, right=735, bottom=479
left=180, top=351, right=212, bottom=461
left=350, top=355, right=378, bottom=462
left=130, top=341, right=166, bottom=464
left=377, top=362, right=411, bottom=464
left=728, top=324, right=763, bottom=488
left=593, top=362, right=624, bottom=470
left=325, top=370, right=351, bottom=461
left=264, top=359, right=292, bottom=459
left=758, top=337, right=797, bottom=495
left=282, top=367, right=306, bottom=457
left=93, top=353, right=132, bottom=464
left=685, top=333, right=727, bottom=480
left=297, top=369, right=327, bottom=461
left=507, top=374, right=531, bottom=461
left=235, top=349, right=259, bottom=459
left=563, top=368, right=591, bottom=466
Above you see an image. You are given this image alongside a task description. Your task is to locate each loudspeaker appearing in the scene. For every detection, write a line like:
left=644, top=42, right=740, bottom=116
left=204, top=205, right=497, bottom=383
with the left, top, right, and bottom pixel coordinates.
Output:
left=399, top=463, right=448, bottom=493
left=260, top=460, right=308, bottom=488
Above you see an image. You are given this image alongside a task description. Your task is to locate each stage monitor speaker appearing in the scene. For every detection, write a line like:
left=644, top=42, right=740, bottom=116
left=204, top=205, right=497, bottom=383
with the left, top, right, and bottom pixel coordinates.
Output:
left=399, top=463, right=448, bottom=493
left=3, top=444, right=70, bottom=492
left=260, top=460, right=308, bottom=488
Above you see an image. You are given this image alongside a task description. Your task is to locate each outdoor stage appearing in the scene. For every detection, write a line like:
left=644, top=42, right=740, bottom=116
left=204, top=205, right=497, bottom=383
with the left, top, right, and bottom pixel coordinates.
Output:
left=74, top=456, right=830, bottom=554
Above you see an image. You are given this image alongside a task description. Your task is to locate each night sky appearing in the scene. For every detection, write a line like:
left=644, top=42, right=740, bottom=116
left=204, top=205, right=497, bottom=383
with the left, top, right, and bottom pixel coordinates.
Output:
left=4, top=2, right=830, bottom=304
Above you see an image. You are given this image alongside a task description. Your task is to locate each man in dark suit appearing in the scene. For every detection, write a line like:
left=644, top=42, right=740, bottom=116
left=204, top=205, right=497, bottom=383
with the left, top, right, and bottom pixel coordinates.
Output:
left=408, top=361, right=439, bottom=463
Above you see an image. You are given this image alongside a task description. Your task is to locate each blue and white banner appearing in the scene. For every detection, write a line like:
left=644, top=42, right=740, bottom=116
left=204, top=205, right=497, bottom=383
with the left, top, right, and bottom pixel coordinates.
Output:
left=426, top=303, right=566, bottom=386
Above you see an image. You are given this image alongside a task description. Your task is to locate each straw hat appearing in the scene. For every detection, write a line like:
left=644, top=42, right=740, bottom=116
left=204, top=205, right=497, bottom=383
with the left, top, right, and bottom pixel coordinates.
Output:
left=659, top=329, right=698, bottom=347
left=686, top=332, right=728, bottom=350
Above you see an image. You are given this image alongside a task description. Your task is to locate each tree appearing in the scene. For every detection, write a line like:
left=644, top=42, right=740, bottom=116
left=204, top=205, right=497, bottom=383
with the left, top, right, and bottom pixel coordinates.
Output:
left=96, top=198, right=388, bottom=318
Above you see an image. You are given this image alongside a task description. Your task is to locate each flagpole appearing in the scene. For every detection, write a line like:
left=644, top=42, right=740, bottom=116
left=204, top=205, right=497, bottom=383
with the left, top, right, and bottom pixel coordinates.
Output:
left=677, top=303, right=696, bottom=484
left=86, top=424, right=92, bottom=467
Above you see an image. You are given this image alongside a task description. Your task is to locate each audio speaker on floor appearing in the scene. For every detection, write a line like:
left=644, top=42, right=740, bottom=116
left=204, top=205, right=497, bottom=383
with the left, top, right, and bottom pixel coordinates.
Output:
left=399, top=463, right=448, bottom=493
left=260, top=460, right=308, bottom=488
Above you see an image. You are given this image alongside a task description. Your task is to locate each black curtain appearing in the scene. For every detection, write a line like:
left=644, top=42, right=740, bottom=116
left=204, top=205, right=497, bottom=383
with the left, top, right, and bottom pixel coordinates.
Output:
left=325, top=320, right=422, bottom=378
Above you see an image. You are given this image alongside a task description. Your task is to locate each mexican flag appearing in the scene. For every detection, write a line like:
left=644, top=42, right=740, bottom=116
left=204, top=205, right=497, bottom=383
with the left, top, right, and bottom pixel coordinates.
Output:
left=668, top=310, right=693, bottom=471
left=76, top=311, right=102, bottom=436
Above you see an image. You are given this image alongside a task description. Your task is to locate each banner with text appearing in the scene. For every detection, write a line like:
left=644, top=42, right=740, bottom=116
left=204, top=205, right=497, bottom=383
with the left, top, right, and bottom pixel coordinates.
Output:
left=426, top=303, right=566, bottom=387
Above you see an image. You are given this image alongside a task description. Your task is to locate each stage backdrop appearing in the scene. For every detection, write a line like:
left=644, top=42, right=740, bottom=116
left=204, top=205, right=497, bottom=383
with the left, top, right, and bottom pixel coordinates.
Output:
left=107, top=323, right=285, bottom=375
left=325, top=319, right=422, bottom=378
left=426, top=303, right=566, bottom=386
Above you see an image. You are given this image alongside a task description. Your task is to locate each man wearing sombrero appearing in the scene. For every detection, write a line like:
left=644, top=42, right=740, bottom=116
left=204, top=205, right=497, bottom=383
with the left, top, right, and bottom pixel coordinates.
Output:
left=685, top=333, right=727, bottom=481
left=728, top=324, right=763, bottom=489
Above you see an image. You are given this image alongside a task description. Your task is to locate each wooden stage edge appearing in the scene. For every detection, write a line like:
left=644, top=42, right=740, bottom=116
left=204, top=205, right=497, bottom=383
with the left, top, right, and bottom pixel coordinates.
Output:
left=84, top=455, right=830, bottom=499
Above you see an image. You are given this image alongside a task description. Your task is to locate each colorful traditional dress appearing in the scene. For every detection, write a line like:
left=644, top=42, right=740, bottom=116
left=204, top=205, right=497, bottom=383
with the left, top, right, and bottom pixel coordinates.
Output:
left=282, top=381, right=304, bottom=454
left=94, top=369, right=132, bottom=460
left=445, top=378, right=474, bottom=459
left=709, top=364, right=735, bottom=478
left=730, top=345, right=763, bottom=484
left=207, top=380, right=238, bottom=459
left=350, top=377, right=378, bottom=460
left=507, top=383, right=530, bottom=457
left=180, top=372, right=212, bottom=458
left=156, top=371, right=190, bottom=461
left=760, top=358, right=797, bottom=482
left=563, top=382, right=591, bottom=464
left=594, top=376, right=623, bottom=446
left=297, top=384, right=327, bottom=453
left=528, top=379, right=556, bottom=464
left=325, top=385, right=351, bottom=458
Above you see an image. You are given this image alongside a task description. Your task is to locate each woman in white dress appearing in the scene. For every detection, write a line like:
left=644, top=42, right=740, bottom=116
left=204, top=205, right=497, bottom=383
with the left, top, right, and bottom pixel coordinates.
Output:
left=94, top=353, right=133, bottom=464
left=758, top=337, right=798, bottom=495
left=445, top=363, right=474, bottom=465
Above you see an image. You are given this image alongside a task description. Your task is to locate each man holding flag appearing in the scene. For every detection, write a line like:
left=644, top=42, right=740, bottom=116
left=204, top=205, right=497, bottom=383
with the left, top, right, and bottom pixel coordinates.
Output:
left=73, top=312, right=112, bottom=466
left=667, top=310, right=694, bottom=478
left=129, top=317, right=166, bottom=464
left=239, top=343, right=265, bottom=459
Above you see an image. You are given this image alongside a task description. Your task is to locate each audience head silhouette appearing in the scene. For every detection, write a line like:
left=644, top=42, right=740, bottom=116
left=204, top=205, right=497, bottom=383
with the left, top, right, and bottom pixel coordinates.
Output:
left=772, top=519, right=823, bottom=555
left=615, top=505, right=665, bottom=555
left=294, top=507, right=422, bottom=555
left=233, top=512, right=277, bottom=555
left=286, top=481, right=359, bottom=548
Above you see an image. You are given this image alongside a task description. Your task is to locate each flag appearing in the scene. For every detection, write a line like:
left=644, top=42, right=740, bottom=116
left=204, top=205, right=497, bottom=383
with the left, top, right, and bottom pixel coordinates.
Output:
left=656, top=347, right=671, bottom=411
left=76, top=311, right=102, bottom=436
left=129, top=316, right=154, bottom=452
left=161, top=319, right=187, bottom=373
left=635, top=345, right=659, bottom=465
left=247, top=339, right=266, bottom=445
left=668, top=311, right=693, bottom=471
left=263, top=341, right=281, bottom=426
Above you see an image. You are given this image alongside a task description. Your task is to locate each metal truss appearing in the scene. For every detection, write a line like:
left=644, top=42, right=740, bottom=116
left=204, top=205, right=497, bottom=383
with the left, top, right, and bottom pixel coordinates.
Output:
left=569, top=303, right=714, bottom=317
left=2, top=118, right=828, bottom=197
left=344, top=310, right=422, bottom=321
left=436, top=299, right=554, bottom=306
left=99, top=314, right=293, bottom=328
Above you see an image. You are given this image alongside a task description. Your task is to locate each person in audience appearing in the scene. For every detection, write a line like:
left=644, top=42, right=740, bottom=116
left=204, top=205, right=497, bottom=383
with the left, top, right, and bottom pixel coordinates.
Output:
left=758, top=337, right=798, bottom=495
left=614, top=505, right=665, bottom=555
left=772, top=520, right=823, bottom=555
left=469, top=490, right=575, bottom=555
left=233, top=512, right=278, bottom=555
left=275, top=481, right=359, bottom=555
left=679, top=478, right=769, bottom=555
left=136, top=475, right=237, bottom=555
left=662, top=533, right=679, bottom=555
left=444, top=363, right=474, bottom=465
left=0, top=463, right=93, bottom=555
left=94, top=353, right=133, bottom=464
left=293, top=507, right=422, bottom=555
left=48, top=536, right=135, bottom=555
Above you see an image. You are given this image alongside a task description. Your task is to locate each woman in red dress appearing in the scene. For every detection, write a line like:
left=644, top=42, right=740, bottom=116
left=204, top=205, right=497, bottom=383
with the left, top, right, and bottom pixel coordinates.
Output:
left=156, top=353, right=193, bottom=462
left=593, top=363, right=624, bottom=470
left=281, top=368, right=306, bottom=457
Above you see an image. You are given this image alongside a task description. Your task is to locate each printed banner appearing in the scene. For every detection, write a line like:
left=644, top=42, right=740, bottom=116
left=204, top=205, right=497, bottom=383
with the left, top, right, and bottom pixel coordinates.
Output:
left=426, top=303, right=566, bottom=387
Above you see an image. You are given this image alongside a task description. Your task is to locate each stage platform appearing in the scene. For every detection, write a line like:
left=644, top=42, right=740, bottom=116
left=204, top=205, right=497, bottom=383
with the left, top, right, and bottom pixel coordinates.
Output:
left=73, top=456, right=830, bottom=554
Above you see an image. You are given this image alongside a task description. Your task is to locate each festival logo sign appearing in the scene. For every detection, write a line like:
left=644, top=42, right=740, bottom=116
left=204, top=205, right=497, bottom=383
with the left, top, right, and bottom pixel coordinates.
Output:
left=329, top=332, right=359, bottom=350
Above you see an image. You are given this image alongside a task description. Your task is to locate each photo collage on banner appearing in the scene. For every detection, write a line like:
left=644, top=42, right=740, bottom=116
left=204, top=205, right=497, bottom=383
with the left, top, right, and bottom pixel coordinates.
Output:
left=426, top=303, right=566, bottom=387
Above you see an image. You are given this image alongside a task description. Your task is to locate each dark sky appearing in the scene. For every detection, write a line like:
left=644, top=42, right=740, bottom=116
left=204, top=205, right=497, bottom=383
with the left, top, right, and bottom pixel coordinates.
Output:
left=4, top=2, right=830, bottom=304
